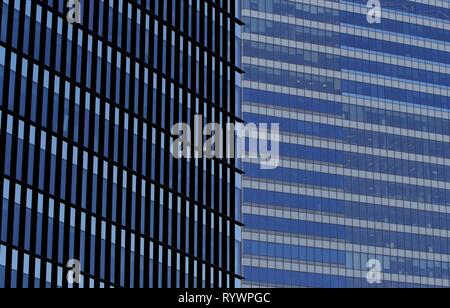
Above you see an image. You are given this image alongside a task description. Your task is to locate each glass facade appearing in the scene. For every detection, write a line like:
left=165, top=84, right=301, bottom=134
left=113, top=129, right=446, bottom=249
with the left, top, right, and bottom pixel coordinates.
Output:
left=241, top=0, right=450, bottom=287
left=0, top=0, right=242, bottom=288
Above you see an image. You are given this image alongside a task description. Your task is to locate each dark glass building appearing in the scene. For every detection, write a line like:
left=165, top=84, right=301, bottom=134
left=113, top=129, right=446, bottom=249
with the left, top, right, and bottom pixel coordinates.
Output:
left=0, top=0, right=243, bottom=288
left=241, top=0, right=450, bottom=288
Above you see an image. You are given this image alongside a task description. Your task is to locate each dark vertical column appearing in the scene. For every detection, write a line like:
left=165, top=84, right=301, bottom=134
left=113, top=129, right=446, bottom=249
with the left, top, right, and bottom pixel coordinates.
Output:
left=204, top=1, right=214, bottom=288
left=188, top=0, right=198, bottom=289
left=170, top=0, right=182, bottom=288
left=213, top=0, right=221, bottom=288
left=179, top=0, right=190, bottom=289
left=161, top=0, right=173, bottom=289
left=197, top=0, right=206, bottom=288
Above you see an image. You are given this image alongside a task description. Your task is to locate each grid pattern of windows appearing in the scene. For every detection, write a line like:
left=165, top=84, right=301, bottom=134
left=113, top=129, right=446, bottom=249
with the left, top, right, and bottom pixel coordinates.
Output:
left=0, top=0, right=243, bottom=288
left=242, top=0, right=450, bottom=288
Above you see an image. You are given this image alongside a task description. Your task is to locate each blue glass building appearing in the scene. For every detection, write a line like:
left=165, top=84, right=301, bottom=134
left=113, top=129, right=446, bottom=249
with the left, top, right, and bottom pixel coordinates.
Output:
left=241, top=0, right=450, bottom=287
left=0, top=0, right=243, bottom=288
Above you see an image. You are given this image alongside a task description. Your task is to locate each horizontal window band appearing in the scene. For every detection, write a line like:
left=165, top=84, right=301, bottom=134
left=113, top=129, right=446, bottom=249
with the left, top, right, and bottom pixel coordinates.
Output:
left=243, top=80, right=450, bottom=121
left=242, top=10, right=450, bottom=53
left=242, top=256, right=450, bottom=287
left=243, top=229, right=450, bottom=263
left=242, top=203, right=450, bottom=238
left=242, top=177, right=450, bottom=215
left=243, top=33, right=450, bottom=75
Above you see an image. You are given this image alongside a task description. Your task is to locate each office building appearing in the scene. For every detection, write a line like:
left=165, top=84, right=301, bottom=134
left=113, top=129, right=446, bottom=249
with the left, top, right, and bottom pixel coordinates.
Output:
left=0, top=0, right=243, bottom=288
left=241, top=0, right=450, bottom=288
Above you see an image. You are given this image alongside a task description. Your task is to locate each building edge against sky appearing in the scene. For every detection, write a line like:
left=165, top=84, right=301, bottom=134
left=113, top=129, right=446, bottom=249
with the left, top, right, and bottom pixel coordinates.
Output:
left=0, top=0, right=243, bottom=288
left=241, top=0, right=450, bottom=288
